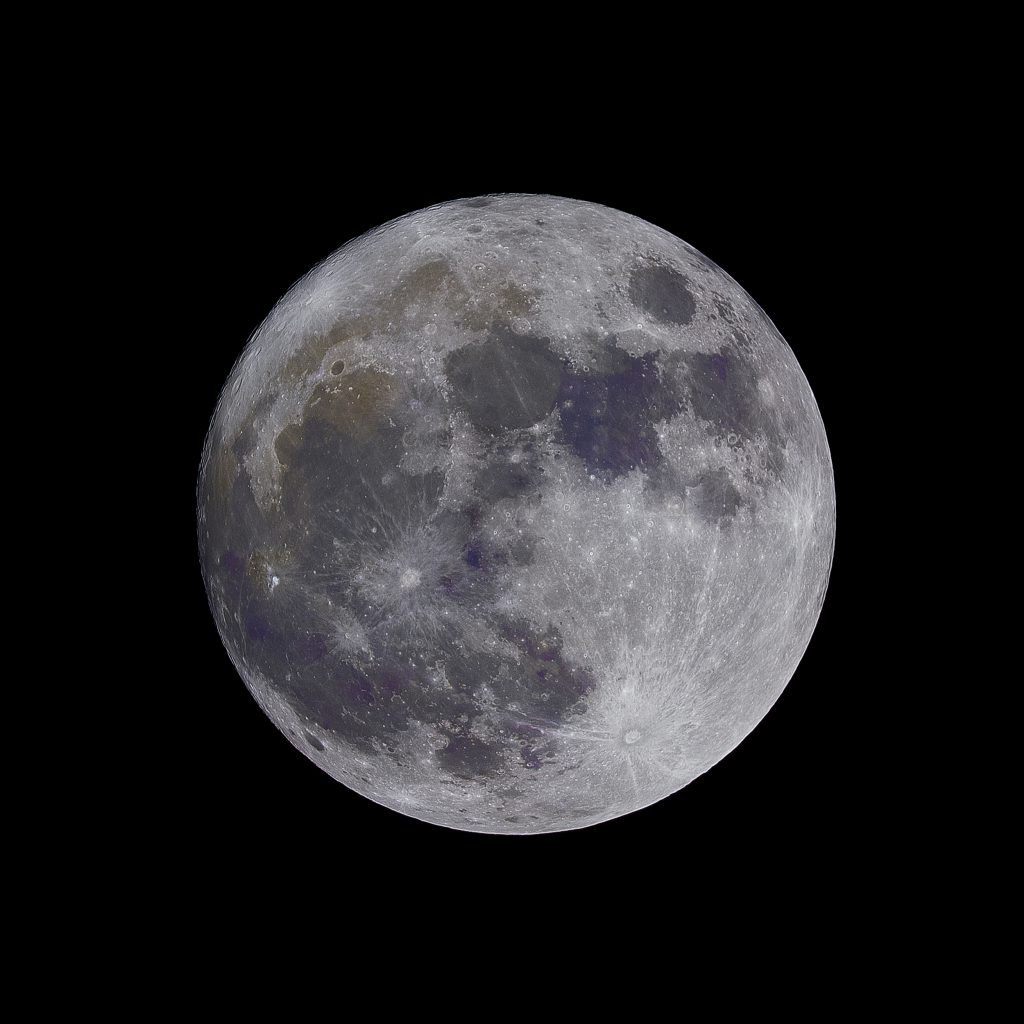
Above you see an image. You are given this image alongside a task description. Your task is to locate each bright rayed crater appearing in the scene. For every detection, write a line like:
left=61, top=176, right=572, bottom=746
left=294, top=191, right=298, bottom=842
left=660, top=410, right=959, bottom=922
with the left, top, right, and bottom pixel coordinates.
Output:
left=197, top=194, right=835, bottom=833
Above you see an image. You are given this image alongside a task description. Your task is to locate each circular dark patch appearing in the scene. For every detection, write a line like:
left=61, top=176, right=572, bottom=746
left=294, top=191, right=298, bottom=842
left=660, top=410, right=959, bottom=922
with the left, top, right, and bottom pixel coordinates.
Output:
left=628, top=263, right=697, bottom=326
left=330, top=360, right=346, bottom=375
left=444, top=329, right=563, bottom=434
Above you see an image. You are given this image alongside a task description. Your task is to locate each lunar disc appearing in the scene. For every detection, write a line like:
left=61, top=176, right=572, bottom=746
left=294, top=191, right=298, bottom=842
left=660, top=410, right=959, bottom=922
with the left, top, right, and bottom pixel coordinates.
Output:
left=197, top=194, right=835, bottom=834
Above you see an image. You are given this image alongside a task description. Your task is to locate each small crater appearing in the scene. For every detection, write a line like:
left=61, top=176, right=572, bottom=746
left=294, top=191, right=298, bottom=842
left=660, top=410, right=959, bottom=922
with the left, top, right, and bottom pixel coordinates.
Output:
left=304, top=731, right=325, bottom=752
left=330, top=360, right=346, bottom=375
left=521, top=747, right=542, bottom=770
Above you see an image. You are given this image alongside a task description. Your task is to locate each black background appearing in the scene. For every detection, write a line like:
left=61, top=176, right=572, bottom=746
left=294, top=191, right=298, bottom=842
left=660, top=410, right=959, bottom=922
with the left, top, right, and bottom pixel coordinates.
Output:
left=166, top=119, right=892, bottom=917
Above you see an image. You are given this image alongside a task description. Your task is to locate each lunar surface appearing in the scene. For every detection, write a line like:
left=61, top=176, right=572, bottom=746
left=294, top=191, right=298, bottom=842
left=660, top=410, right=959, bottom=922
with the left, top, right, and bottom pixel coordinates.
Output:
left=197, top=194, right=835, bottom=834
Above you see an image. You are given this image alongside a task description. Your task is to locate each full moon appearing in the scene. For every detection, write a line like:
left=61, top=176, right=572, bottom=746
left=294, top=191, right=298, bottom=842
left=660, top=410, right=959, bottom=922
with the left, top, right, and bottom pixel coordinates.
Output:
left=197, top=195, right=835, bottom=834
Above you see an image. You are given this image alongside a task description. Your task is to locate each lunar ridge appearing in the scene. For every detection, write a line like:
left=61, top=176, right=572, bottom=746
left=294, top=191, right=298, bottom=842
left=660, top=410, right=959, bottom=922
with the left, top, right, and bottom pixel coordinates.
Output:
left=198, top=194, right=835, bottom=833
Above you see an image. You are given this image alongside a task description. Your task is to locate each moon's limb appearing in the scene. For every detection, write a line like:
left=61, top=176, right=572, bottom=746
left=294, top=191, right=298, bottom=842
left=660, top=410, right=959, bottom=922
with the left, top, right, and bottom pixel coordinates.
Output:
left=197, top=194, right=835, bottom=834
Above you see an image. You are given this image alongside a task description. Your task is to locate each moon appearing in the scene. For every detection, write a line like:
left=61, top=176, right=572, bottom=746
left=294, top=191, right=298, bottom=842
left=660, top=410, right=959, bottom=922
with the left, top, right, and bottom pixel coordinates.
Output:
left=197, top=194, right=835, bottom=834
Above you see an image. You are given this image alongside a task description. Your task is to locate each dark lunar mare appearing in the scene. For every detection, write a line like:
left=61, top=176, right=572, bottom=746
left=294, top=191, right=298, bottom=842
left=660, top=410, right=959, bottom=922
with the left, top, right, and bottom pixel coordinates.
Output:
left=201, top=340, right=605, bottom=777
left=444, top=327, right=564, bottom=435
left=667, top=345, right=785, bottom=472
left=627, top=260, right=697, bottom=326
left=556, top=345, right=685, bottom=483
